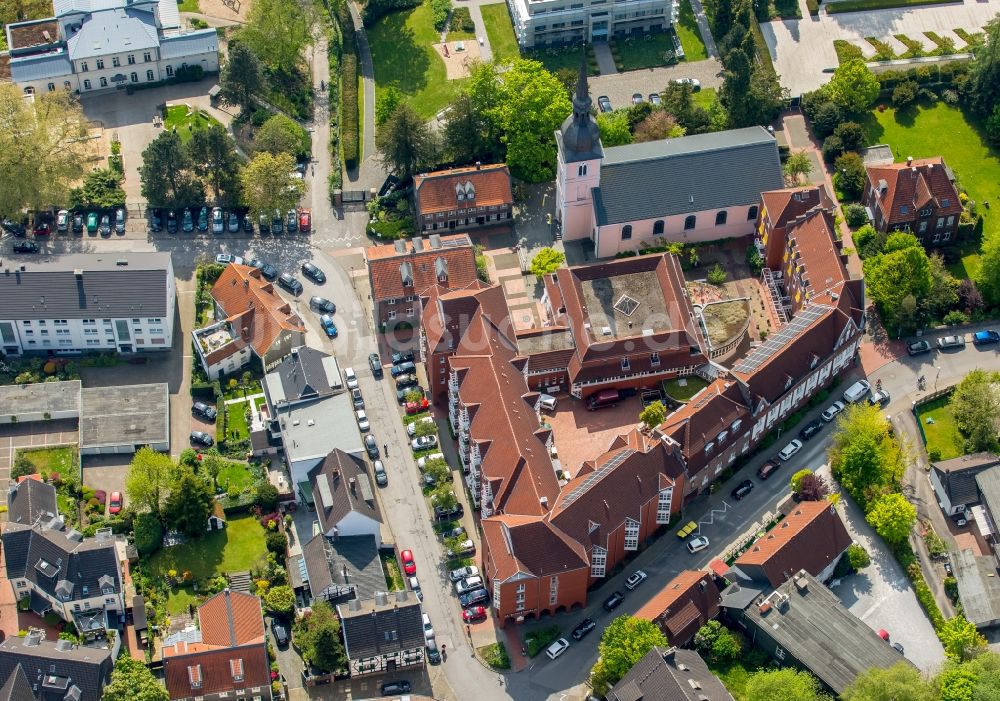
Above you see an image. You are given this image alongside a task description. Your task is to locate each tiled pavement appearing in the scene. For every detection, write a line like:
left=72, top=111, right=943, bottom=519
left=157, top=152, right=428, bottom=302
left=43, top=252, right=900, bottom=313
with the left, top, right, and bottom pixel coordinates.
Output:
left=0, top=419, right=79, bottom=496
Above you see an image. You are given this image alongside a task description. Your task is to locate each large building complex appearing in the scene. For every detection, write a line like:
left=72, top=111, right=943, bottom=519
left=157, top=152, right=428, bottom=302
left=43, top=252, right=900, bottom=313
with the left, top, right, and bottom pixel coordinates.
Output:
left=506, top=0, right=677, bottom=48
left=4, top=0, right=218, bottom=95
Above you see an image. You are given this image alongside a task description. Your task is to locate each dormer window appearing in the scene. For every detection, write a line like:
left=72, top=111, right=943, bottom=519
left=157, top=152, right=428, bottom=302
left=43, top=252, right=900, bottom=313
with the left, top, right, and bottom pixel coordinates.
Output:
left=188, top=665, right=203, bottom=689
left=229, top=658, right=244, bottom=682
left=435, top=256, right=448, bottom=283
left=399, top=262, right=413, bottom=287
left=705, top=441, right=714, bottom=455
left=621, top=358, right=630, bottom=372
left=464, top=181, right=475, bottom=200
left=455, top=183, right=465, bottom=201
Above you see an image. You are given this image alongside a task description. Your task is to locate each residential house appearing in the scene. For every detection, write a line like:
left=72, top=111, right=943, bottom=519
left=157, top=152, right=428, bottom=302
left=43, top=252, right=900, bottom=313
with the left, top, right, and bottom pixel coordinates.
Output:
left=413, top=165, right=513, bottom=234
left=200, top=264, right=305, bottom=377
left=930, top=452, right=1000, bottom=517
left=634, top=570, right=721, bottom=647
left=719, top=570, right=908, bottom=695
left=307, top=449, right=381, bottom=543
left=608, top=646, right=734, bottom=701
left=301, top=532, right=386, bottom=605
left=0, top=630, right=114, bottom=701
left=337, top=591, right=425, bottom=678
left=0, top=252, right=175, bottom=356
left=7, top=477, right=58, bottom=527
left=507, top=0, right=677, bottom=48
left=5, top=0, right=218, bottom=96
left=556, top=67, right=784, bottom=256
left=162, top=589, right=271, bottom=701
left=365, top=233, right=480, bottom=332
left=949, top=548, right=1000, bottom=630
left=862, top=157, right=963, bottom=246
left=974, top=466, right=1000, bottom=565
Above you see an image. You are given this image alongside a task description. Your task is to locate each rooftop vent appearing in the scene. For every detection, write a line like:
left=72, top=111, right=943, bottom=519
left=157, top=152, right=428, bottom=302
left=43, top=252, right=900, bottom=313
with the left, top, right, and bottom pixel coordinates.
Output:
left=115, top=259, right=128, bottom=266
left=601, top=326, right=612, bottom=336
left=74, top=269, right=83, bottom=278
left=349, top=598, right=362, bottom=611
left=375, top=591, right=388, bottom=606
left=794, top=576, right=809, bottom=592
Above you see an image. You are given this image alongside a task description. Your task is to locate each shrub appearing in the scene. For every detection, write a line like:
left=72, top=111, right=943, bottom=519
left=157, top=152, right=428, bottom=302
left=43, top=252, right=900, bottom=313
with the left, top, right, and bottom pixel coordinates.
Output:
left=943, top=310, right=969, bottom=326
left=707, top=264, right=727, bottom=285
left=847, top=543, right=871, bottom=570
left=524, top=625, right=561, bottom=657
left=363, top=0, right=421, bottom=23
left=256, top=482, right=279, bottom=512
left=264, top=585, right=296, bottom=615
left=810, top=101, right=843, bottom=138
left=430, top=0, right=451, bottom=30
left=844, top=203, right=868, bottom=228
left=451, top=6, right=474, bottom=32
left=822, top=135, right=844, bottom=163
left=833, top=121, right=866, bottom=152
left=892, top=80, right=919, bottom=108
left=340, top=1, right=360, bottom=171
left=265, top=530, right=288, bottom=555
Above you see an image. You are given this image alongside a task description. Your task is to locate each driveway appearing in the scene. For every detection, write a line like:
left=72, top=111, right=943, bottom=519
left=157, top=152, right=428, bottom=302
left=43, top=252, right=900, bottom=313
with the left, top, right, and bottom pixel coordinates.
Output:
left=588, top=58, right=723, bottom=111
left=762, top=0, right=1000, bottom=96
left=81, top=455, right=131, bottom=512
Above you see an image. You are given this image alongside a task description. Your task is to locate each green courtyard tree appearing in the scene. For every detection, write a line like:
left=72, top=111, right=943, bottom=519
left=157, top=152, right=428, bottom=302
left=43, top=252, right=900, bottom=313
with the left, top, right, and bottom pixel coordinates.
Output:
left=377, top=103, right=438, bottom=179
left=432, top=483, right=458, bottom=511
left=140, top=131, right=205, bottom=208
left=254, top=114, right=309, bottom=158
left=866, top=492, right=916, bottom=545
left=239, top=151, right=304, bottom=216
left=978, top=231, right=1000, bottom=306
left=103, top=656, right=169, bottom=701
left=862, top=233, right=932, bottom=333
left=939, top=666, right=979, bottom=701
left=423, top=457, right=451, bottom=486
left=292, top=601, right=346, bottom=672
left=187, top=124, right=242, bottom=205
left=827, top=59, right=880, bottom=115
left=693, top=620, right=742, bottom=662
left=828, top=403, right=903, bottom=508
left=940, top=614, right=988, bottom=661
left=414, top=420, right=437, bottom=438
left=443, top=92, right=495, bottom=165
left=661, top=82, right=711, bottom=134
left=783, top=150, right=813, bottom=185
left=834, top=151, right=867, bottom=200
left=240, top=0, right=316, bottom=71
left=590, top=616, right=667, bottom=695
left=69, top=168, right=126, bottom=209
left=639, top=401, right=666, bottom=431
left=597, top=110, right=633, bottom=147
left=125, top=447, right=175, bottom=516
left=163, top=468, right=215, bottom=538
left=842, top=662, right=936, bottom=701
left=633, top=110, right=685, bottom=143
left=376, top=86, right=404, bottom=127
left=846, top=543, right=871, bottom=570
left=264, top=585, right=296, bottom=616
left=133, top=512, right=164, bottom=556
left=530, top=247, right=566, bottom=277
left=951, top=369, right=1000, bottom=453
left=744, top=668, right=828, bottom=701
left=218, top=40, right=264, bottom=112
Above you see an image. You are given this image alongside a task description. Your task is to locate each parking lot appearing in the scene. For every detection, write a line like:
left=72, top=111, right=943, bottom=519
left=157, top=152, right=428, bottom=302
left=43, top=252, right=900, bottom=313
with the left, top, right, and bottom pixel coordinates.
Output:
left=0, top=419, right=79, bottom=493
left=81, top=455, right=132, bottom=511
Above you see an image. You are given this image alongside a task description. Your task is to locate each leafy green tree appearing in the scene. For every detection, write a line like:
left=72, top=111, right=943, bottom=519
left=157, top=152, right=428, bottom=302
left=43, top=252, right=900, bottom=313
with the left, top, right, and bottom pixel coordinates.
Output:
left=292, top=602, right=346, bottom=672
left=597, top=111, right=633, bottom=147
left=140, top=131, right=205, bottom=208
left=240, top=0, right=316, bottom=71
left=639, top=401, right=666, bottom=431
left=187, top=124, right=241, bottom=204
left=69, top=168, right=126, bottom=209
left=866, top=492, right=916, bottom=545
left=951, top=369, right=1000, bottom=453
left=939, top=666, right=979, bottom=701
left=828, top=403, right=902, bottom=508
left=940, top=614, right=988, bottom=661
left=783, top=150, right=813, bottom=184
left=842, top=662, right=936, bottom=701
left=0, top=83, right=91, bottom=217
left=923, top=252, right=960, bottom=321
left=661, top=82, right=711, bottom=134
left=376, top=86, right=405, bottom=127
left=133, top=512, right=164, bottom=556
left=744, top=668, right=828, bottom=701
left=0, top=0, right=52, bottom=25
left=978, top=231, right=1000, bottom=305
left=846, top=543, right=871, bottom=570
left=633, top=110, right=685, bottom=143
left=530, top=247, right=566, bottom=277
left=790, top=468, right=813, bottom=494
left=468, top=59, right=572, bottom=182
left=218, top=40, right=264, bottom=112
left=239, top=151, right=304, bottom=216
left=125, top=447, right=175, bottom=516
left=414, top=420, right=437, bottom=438
left=827, top=59, right=880, bottom=114
left=256, top=482, right=280, bottom=511
left=103, top=656, right=169, bottom=701
left=423, top=457, right=451, bottom=486
left=967, top=15, right=1000, bottom=117
left=266, top=530, right=288, bottom=555
left=862, top=233, right=932, bottom=333
left=432, top=484, right=458, bottom=511
left=590, top=616, right=667, bottom=695
left=844, top=203, right=868, bottom=228
left=693, top=620, right=742, bottom=662
left=254, top=114, right=309, bottom=158
left=986, top=104, right=1000, bottom=145
left=443, top=92, right=495, bottom=165
left=377, top=103, right=438, bottom=179
left=201, top=454, right=222, bottom=490
left=163, top=468, right=215, bottom=538
left=833, top=121, right=867, bottom=152
left=834, top=151, right=867, bottom=199
left=264, top=584, right=296, bottom=616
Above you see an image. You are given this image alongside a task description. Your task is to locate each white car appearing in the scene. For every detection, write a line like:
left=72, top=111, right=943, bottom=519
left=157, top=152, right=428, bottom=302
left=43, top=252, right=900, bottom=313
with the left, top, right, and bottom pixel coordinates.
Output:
left=418, top=453, right=445, bottom=470
left=624, top=570, right=647, bottom=591
left=821, top=400, right=846, bottom=423
left=211, top=206, right=224, bottom=233
left=545, top=638, right=570, bottom=660
left=407, top=416, right=435, bottom=437
left=455, top=575, right=484, bottom=596
left=777, top=438, right=803, bottom=462
left=408, top=575, right=422, bottom=601
left=355, top=409, right=370, bottom=432
left=687, top=536, right=710, bottom=553
left=215, top=253, right=244, bottom=265
left=422, top=613, right=435, bottom=642
left=344, top=367, right=358, bottom=390
left=412, top=435, right=438, bottom=451
left=449, top=565, right=479, bottom=582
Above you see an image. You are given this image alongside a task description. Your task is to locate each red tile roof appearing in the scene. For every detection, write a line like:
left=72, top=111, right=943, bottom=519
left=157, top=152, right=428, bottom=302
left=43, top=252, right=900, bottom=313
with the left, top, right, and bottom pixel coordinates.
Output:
left=634, top=570, right=721, bottom=647
left=785, top=207, right=849, bottom=306
left=197, top=590, right=265, bottom=647
left=210, top=264, right=304, bottom=358
left=866, top=157, right=962, bottom=226
left=760, top=185, right=835, bottom=269
left=659, top=380, right=750, bottom=469
left=414, top=164, right=513, bottom=216
left=366, top=234, right=479, bottom=303
left=482, top=514, right=589, bottom=583
left=735, top=500, right=852, bottom=587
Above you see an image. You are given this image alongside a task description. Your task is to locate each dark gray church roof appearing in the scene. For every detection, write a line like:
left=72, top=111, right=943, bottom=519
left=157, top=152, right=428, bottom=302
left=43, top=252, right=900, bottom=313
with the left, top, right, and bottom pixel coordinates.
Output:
left=592, top=127, right=784, bottom=226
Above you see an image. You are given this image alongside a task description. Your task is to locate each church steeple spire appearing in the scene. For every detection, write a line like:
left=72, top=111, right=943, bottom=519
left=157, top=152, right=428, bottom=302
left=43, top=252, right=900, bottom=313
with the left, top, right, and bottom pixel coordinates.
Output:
left=558, top=44, right=601, bottom=160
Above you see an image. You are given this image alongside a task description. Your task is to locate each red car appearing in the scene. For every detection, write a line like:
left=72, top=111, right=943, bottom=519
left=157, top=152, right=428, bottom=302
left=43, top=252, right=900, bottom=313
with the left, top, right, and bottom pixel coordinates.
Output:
left=33, top=222, right=50, bottom=236
left=463, top=605, right=487, bottom=623
left=405, top=398, right=429, bottom=415
left=108, top=491, right=123, bottom=514
left=401, top=549, right=416, bottom=576
left=298, top=209, right=311, bottom=233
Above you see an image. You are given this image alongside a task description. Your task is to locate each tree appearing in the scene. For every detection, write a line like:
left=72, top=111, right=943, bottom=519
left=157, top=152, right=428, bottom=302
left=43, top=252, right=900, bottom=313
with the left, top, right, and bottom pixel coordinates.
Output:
left=125, top=447, right=174, bottom=516
left=376, top=86, right=404, bottom=127
left=443, top=92, right=495, bottom=165
left=939, top=666, right=979, bottom=701
left=639, top=401, right=666, bottom=431
left=987, top=104, right=1000, bottom=145
left=432, top=484, right=458, bottom=511
left=256, top=482, right=280, bottom=511
left=863, top=233, right=932, bottom=333
left=254, top=114, right=309, bottom=158
left=790, top=468, right=813, bottom=494
left=414, top=420, right=437, bottom=438
left=797, top=473, right=830, bottom=501
left=239, top=151, right=304, bottom=216
left=202, top=454, right=223, bottom=491
left=693, top=620, right=742, bottom=662
left=866, top=492, right=916, bottom=545
left=892, top=80, right=919, bottom=108
left=590, top=616, right=667, bottom=695
left=661, top=82, right=711, bottom=134
left=530, top=247, right=566, bottom=277
left=69, top=168, right=126, bottom=209
left=744, top=668, right=828, bottom=701
left=847, top=543, right=871, bottom=570
left=187, top=124, right=241, bottom=204
left=102, top=656, right=169, bottom=701
left=140, top=131, right=204, bottom=208
left=240, top=0, right=316, bottom=71
left=163, top=468, right=215, bottom=538
left=959, top=279, right=985, bottom=315
left=292, top=602, right=346, bottom=672
left=597, top=111, right=633, bottom=147
left=844, top=203, right=868, bottom=228
left=923, top=252, right=959, bottom=320
left=827, top=59, right=880, bottom=114
left=828, top=403, right=902, bottom=508
left=218, top=41, right=264, bottom=112
left=134, top=512, right=164, bottom=556
left=266, top=530, right=288, bottom=555
left=423, top=457, right=451, bottom=486
left=967, top=15, right=1000, bottom=117
left=810, top=100, right=843, bottom=138
left=0, top=83, right=91, bottom=217
left=842, top=662, right=936, bottom=701
left=468, top=59, right=572, bottom=182
left=377, top=103, right=437, bottom=179
left=264, top=584, right=295, bottom=616
left=834, top=151, right=867, bottom=199
left=951, top=370, right=1000, bottom=453
left=832, top=121, right=866, bottom=152
left=633, top=110, right=685, bottom=143
left=979, top=231, right=1000, bottom=306
left=940, top=614, right=988, bottom=661
left=783, top=150, right=813, bottom=185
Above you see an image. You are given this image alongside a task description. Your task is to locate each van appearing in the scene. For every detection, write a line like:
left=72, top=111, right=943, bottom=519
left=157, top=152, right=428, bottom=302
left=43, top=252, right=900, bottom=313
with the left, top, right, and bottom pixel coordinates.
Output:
left=538, top=394, right=558, bottom=411
left=586, top=389, right=620, bottom=411
left=842, top=380, right=871, bottom=404
left=545, top=638, right=570, bottom=660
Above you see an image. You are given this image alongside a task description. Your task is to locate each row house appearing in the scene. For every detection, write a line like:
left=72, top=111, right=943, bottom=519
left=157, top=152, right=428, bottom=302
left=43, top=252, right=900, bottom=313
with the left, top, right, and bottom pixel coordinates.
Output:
left=413, top=164, right=513, bottom=234
left=862, top=157, right=963, bottom=247
left=635, top=570, right=722, bottom=647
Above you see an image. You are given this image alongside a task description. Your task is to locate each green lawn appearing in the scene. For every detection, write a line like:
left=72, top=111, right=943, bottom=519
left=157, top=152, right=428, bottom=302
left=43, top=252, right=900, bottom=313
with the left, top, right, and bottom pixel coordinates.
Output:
left=525, top=44, right=597, bottom=76
left=662, top=376, right=709, bottom=401
left=369, top=0, right=468, bottom=120
left=163, top=105, right=221, bottom=144
left=177, top=0, right=200, bottom=12
left=694, top=86, right=718, bottom=110
left=919, top=395, right=964, bottom=460
left=380, top=550, right=405, bottom=591
left=677, top=0, right=709, bottom=61
left=613, top=32, right=685, bottom=72
left=827, top=0, right=953, bottom=13
left=861, top=101, right=1000, bottom=243
left=165, top=586, right=200, bottom=616
left=146, top=515, right=268, bottom=581
left=221, top=401, right=250, bottom=441
left=221, top=378, right=262, bottom=400
left=16, top=445, right=76, bottom=475
left=217, top=460, right=255, bottom=491
left=480, top=2, right=519, bottom=62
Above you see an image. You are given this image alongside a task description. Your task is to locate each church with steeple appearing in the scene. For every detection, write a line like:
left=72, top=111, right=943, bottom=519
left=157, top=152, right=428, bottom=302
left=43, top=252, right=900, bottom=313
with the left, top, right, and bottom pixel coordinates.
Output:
left=554, top=59, right=787, bottom=258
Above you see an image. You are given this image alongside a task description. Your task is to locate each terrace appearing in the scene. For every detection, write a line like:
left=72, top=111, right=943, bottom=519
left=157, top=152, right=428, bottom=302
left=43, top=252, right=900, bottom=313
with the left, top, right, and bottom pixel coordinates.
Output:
left=194, top=322, right=239, bottom=355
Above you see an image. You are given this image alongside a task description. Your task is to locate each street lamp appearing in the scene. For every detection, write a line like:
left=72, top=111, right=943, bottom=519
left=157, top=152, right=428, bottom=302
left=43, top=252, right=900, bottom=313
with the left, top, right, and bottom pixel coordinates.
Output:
left=935, top=365, right=942, bottom=391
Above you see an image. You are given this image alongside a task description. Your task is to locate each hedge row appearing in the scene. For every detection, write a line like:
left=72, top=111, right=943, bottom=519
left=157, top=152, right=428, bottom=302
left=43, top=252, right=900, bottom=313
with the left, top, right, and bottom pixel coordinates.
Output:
left=362, top=0, right=421, bottom=24
left=451, top=6, right=474, bottom=33
left=827, top=0, right=953, bottom=13
left=326, top=1, right=344, bottom=191
left=340, top=0, right=360, bottom=172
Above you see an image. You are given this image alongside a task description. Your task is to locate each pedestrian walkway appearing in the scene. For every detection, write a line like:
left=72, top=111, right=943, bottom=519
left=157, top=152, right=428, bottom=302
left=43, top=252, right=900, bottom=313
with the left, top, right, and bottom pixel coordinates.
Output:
left=687, top=0, right=719, bottom=59
left=502, top=627, right=529, bottom=672
left=346, top=0, right=379, bottom=186
left=223, top=392, right=265, bottom=406
left=593, top=41, right=618, bottom=75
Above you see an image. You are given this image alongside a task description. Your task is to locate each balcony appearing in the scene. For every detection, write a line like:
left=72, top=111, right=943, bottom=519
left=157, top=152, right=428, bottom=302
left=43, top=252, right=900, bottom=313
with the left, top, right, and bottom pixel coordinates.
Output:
left=761, top=268, right=790, bottom=325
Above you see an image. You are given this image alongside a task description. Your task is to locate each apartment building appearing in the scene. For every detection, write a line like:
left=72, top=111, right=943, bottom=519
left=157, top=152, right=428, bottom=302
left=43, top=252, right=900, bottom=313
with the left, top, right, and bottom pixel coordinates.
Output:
left=506, top=0, right=677, bottom=48
left=0, top=253, right=174, bottom=356
left=862, top=157, right=963, bottom=247
left=0, top=631, right=114, bottom=701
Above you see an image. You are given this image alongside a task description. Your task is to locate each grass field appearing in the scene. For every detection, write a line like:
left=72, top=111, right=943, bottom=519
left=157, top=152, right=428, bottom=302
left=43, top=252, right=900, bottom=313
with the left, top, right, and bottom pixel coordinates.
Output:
left=146, top=515, right=268, bottom=581
left=163, top=105, right=220, bottom=144
left=217, top=460, right=255, bottom=491
left=369, top=0, right=468, bottom=119
left=677, top=0, right=709, bottom=61
left=525, top=44, right=597, bottom=76
left=919, top=395, right=964, bottom=461
left=16, top=445, right=76, bottom=475
left=613, top=32, right=684, bottom=71
left=480, top=2, right=519, bottom=62
left=222, top=401, right=250, bottom=441
left=662, top=376, right=709, bottom=401
left=694, top=86, right=718, bottom=110
left=165, top=586, right=200, bottom=616
left=177, top=0, right=200, bottom=12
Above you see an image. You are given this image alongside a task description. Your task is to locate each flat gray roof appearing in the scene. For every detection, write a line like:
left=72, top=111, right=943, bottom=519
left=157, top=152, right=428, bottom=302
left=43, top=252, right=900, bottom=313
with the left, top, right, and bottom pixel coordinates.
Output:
left=79, top=383, right=168, bottom=449
left=951, top=549, right=1000, bottom=628
left=580, top=271, right=674, bottom=338
left=976, top=466, right=1000, bottom=530
left=0, top=380, right=81, bottom=420
left=278, top=392, right=363, bottom=464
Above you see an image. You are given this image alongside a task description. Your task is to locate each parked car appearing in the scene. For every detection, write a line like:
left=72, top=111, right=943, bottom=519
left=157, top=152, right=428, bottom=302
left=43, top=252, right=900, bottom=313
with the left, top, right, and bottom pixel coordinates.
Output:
left=434, top=503, right=464, bottom=521
left=687, top=535, right=710, bottom=553
left=892, top=642, right=905, bottom=654
left=56, top=209, right=69, bottom=233
left=799, top=419, right=823, bottom=441
left=937, top=335, right=966, bottom=350
left=974, top=330, right=1000, bottom=345
left=197, top=207, right=209, bottom=232
left=401, top=549, right=416, bottom=575
left=843, top=380, right=872, bottom=404
left=907, top=339, right=933, bottom=356
left=166, top=210, right=177, bottom=234
left=115, top=208, right=126, bottom=234
left=422, top=613, right=435, bottom=642
left=364, top=434, right=379, bottom=459
left=539, top=394, right=558, bottom=411
left=602, top=591, right=625, bottom=612
left=319, top=314, right=337, bottom=337
left=674, top=77, right=701, bottom=90
left=374, top=461, right=388, bottom=486
left=757, top=459, right=780, bottom=480
left=425, top=638, right=440, bottom=663
left=302, top=261, right=326, bottom=283
left=624, top=570, right=647, bottom=591
left=12, top=240, right=39, bottom=253
left=192, top=401, right=217, bottom=420
left=182, top=209, right=194, bottom=232
left=459, top=588, right=488, bottom=608
left=344, top=367, right=358, bottom=389
left=571, top=618, right=596, bottom=641
left=2, top=219, right=26, bottom=236
left=108, top=491, right=123, bottom=514
left=821, top=400, right=846, bottom=422
left=412, top=435, right=438, bottom=451
left=405, top=397, right=430, bottom=414
left=98, top=214, right=111, bottom=236
left=33, top=221, right=50, bottom=236
left=310, top=296, right=336, bottom=314
left=418, top=453, right=445, bottom=471
left=259, top=212, right=270, bottom=234
left=299, top=209, right=311, bottom=233
left=587, top=389, right=620, bottom=411
left=147, top=210, right=161, bottom=233
left=215, top=253, right=244, bottom=265
left=227, top=210, right=240, bottom=233
left=351, top=389, right=364, bottom=410
left=408, top=575, right=422, bottom=601
left=777, top=439, right=803, bottom=461
left=395, top=373, right=418, bottom=389
left=392, top=350, right=416, bottom=365
left=254, top=260, right=279, bottom=281
left=286, top=209, right=298, bottom=233
left=277, top=272, right=303, bottom=295
left=271, top=209, right=283, bottom=234
left=397, top=385, right=424, bottom=404
left=72, top=212, right=85, bottom=234
left=369, top=353, right=384, bottom=379
left=731, top=479, right=754, bottom=501
left=391, top=361, right=416, bottom=378
left=271, top=620, right=289, bottom=647
left=440, top=525, right=466, bottom=540
left=453, top=539, right=476, bottom=556
left=449, top=565, right=479, bottom=582
left=455, top=576, right=484, bottom=596
left=648, top=93, right=661, bottom=106
left=380, top=681, right=411, bottom=696
left=463, top=605, right=487, bottom=623
left=597, top=95, right=612, bottom=113
left=408, top=417, right=435, bottom=437
left=545, top=638, right=570, bottom=660
left=868, top=388, right=890, bottom=406
left=190, top=430, right=213, bottom=447
left=87, top=211, right=99, bottom=234
left=210, top=207, right=223, bottom=234
left=355, top=409, right=370, bottom=431
left=631, top=92, right=644, bottom=105
left=242, top=214, right=254, bottom=234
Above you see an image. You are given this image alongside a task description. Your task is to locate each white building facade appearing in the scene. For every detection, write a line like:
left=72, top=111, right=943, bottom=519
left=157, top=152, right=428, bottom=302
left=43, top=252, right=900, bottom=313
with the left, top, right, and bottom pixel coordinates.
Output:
left=506, top=0, right=677, bottom=48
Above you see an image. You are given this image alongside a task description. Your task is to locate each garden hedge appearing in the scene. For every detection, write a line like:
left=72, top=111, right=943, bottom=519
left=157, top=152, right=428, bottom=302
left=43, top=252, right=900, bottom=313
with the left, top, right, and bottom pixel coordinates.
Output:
left=340, top=0, right=360, bottom=172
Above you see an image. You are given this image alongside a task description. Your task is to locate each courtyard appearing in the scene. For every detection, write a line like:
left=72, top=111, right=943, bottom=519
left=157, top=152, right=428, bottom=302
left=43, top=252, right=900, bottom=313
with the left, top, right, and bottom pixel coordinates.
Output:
left=0, top=419, right=79, bottom=494
left=546, top=396, right=644, bottom=479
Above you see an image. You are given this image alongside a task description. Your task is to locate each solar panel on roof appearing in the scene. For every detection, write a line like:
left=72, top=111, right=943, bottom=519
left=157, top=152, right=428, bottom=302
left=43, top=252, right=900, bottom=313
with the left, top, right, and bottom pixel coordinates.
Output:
left=560, top=449, right=636, bottom=508
left=733, top=306, right=828, bottom=374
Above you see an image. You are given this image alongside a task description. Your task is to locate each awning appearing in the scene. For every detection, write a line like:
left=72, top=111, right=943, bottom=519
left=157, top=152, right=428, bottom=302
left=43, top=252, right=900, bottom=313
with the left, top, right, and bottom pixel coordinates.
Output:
left=971, top=505, right=994, bottom=537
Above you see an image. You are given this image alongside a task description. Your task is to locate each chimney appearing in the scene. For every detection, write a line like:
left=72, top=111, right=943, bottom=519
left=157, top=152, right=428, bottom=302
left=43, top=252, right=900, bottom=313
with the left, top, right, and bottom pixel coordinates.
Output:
left=412, top=236, right=424, bottom=252
left=475, top=161, right=481, bottom=170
